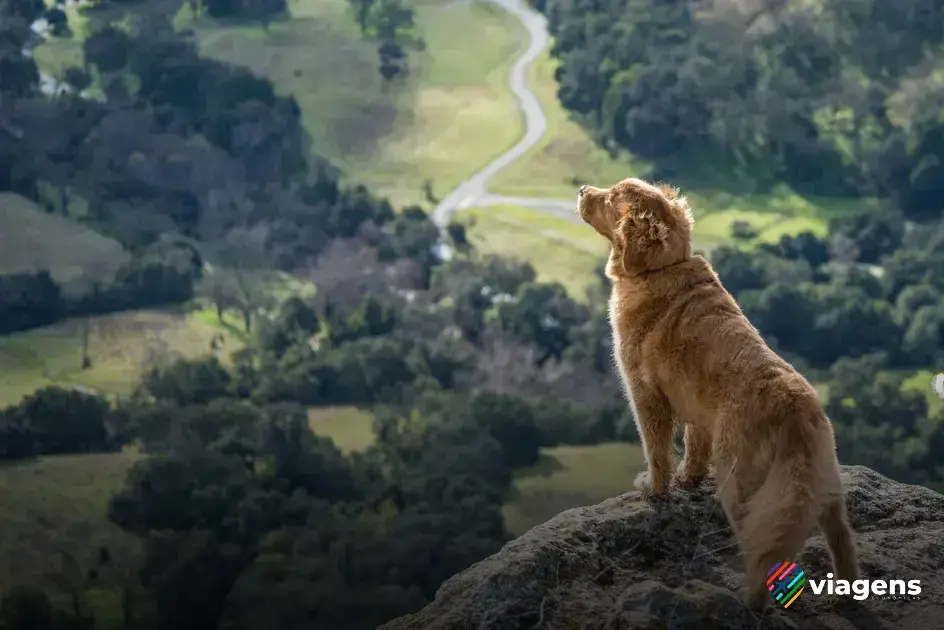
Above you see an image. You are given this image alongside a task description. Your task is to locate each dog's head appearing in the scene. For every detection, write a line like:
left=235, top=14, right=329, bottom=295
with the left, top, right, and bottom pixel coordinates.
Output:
left=576, top=177, right=694, bottom=277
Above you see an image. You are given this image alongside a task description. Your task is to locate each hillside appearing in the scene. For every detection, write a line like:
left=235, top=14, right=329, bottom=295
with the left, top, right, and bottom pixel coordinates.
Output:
left=0, top=193, right=129, bottom=297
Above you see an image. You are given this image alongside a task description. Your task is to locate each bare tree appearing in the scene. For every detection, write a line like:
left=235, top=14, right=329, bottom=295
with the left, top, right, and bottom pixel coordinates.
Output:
left=462, top=331, right=622, bottom=408
left=308, top=237, right=389, bottom=311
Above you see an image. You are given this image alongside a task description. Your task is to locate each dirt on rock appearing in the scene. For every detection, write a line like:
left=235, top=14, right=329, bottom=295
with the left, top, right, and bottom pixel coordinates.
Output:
left=380, top=466, right=944, bottom=630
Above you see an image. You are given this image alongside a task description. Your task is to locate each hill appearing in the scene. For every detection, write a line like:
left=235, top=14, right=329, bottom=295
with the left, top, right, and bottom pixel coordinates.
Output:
left=0, top=450, right=143, bottom=597
left=0, top=307, right=244, bottom=406
left=0, top=193, right=129, bottom=297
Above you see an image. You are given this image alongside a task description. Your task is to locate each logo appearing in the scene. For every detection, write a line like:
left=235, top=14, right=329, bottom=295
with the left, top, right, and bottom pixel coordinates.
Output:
left=932, top=373, right=944, bottom=400
left=768, top=562, right=806, bottom=608
left=767, top=564, right=923, bottom=607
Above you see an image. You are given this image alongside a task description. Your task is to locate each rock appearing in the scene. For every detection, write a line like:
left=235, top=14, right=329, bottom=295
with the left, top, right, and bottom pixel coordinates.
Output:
left=381, top=466, right=944, bottom=630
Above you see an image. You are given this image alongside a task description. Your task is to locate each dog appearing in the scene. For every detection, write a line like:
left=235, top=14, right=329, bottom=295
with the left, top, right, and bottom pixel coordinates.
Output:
left=576, top=177, right=859, bottom=608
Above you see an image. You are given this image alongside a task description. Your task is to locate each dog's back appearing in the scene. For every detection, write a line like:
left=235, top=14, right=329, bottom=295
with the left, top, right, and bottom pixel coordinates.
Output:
left=611, top=254, right=859, bottom=606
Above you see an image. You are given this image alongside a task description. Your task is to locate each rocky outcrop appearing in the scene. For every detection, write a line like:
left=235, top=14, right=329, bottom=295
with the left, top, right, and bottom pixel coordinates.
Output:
left=382, top=466, right=944, bottom=629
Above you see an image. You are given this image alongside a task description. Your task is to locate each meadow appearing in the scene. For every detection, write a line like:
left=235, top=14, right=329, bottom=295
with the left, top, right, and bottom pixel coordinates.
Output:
left=0, top=306, right=244, bottom=407
left=0, top=450, right=143, bottom=599
left=180, top=0, right=525, bottom=209
left=460, top=205, right=606, bottom=300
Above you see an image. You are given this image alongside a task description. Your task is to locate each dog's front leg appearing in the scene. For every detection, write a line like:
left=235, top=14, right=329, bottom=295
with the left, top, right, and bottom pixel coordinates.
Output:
left=629, top=383, right=675, bottom=498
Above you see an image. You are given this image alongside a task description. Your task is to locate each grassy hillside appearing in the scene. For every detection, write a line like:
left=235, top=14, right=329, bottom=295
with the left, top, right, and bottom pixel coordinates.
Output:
left=0, top=306, right=244, bottom=407
left=459, top=205, right=605, bottom=300
left=181, top=0, right=524, bottom=209
left=0, top=193, right=129, bottom=296
left=0, top=450, right=143, bottom=594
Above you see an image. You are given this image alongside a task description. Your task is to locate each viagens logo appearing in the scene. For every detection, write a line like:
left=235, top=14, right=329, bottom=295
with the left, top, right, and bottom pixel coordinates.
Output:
left=768, top=563, right=922, bottom=608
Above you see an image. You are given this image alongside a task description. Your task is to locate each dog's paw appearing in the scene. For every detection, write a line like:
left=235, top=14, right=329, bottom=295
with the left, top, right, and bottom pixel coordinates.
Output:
left=672, top=465, right=707, bottom=491
left=634, top=470, right=669, bottom=498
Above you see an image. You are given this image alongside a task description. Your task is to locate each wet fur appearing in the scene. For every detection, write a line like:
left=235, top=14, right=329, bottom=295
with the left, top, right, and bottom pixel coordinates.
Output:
left=576, top=178, right=860, bottom=608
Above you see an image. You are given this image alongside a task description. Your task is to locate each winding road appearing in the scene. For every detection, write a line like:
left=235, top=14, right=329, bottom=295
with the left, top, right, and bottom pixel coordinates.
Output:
left=430, top=0, right=582, bottom=229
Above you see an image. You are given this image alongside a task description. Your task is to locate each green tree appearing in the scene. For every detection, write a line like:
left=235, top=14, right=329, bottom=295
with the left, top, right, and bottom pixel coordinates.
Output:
left=496, top=282, right=588, bottom=364
left=142, top=357, right=232, bottom=407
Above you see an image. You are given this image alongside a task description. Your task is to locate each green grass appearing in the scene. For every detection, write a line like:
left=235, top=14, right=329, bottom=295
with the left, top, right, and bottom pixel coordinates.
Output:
left=490, top=54, right=648, bottom=199
left=307, top=406, right=376, bottom=453
left=0, top=307, right=244, bottom=407
left=0, top=193, right=129, bottom=297
left=183, top=0, right=524, bottom=209
left=0, top=450, right=143, bottom=594
left=502, top=442, right=647, bottom=536
left=460, top=205, right=606, bottom=300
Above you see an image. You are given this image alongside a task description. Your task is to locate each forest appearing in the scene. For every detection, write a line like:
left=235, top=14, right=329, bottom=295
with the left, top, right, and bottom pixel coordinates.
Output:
left=1, top=0, right=943, bottom=628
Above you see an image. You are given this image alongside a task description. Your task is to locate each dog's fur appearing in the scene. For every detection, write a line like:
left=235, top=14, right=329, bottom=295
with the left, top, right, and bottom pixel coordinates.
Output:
left=576, top=178, right=859, bottom=608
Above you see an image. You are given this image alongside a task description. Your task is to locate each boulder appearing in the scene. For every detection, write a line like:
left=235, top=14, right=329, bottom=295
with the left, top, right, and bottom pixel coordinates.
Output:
left=381, top=466, right=944, bottom=629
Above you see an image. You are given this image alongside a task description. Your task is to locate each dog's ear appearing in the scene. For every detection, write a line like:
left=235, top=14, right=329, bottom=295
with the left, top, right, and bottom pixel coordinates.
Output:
left=614, top=197, right=671, bottom=275
left=658, top=184, right=695, bottom=231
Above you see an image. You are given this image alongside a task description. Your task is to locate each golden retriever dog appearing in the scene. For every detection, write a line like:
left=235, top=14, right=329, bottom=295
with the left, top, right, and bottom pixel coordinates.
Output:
left=576, top=177, right=859, bottom=608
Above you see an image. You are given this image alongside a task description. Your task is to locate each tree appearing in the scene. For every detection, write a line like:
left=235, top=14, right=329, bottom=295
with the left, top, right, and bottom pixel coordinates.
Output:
left=0, top=48, right=39, bottom=98
left=895, top=284, right=941, bottom=326
left=709, top=246, right=767, bottom=296
left=826, top=354, right=937, bottom=485
left=0, top=0, right=45, bottom=23
left=214, top=225, right=275, bottom=332
left=468, top=391, right=541, bottom=468
left=245, top=0, right=286, bottom=30
left=6, top=386, right=112, bottom=457
left=258, top=297, right=320, bottom=358
left=446, top=222, right=469, bottom=251
left=495, top=282, right=588, bottom=364
left=829, top=209, right=905, bottom=264
left=45, top=8, right=69, bottom=37
left=142, top=357, right=233, bottom=407
left=902, top=303, right=944, bottom=365
left=83, top=26, right=133, bottom=75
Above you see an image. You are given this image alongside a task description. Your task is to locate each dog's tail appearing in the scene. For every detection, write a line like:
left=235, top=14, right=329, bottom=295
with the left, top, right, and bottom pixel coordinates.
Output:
left=739, top=451, right=818, bottom=586
left=818, top=490, right=860, bottom=580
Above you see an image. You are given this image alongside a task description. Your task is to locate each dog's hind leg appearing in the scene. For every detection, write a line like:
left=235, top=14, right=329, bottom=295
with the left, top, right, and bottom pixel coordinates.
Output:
left=629, top=383, right=676, bottom=497
left=714, top=454, right=745, bottom=537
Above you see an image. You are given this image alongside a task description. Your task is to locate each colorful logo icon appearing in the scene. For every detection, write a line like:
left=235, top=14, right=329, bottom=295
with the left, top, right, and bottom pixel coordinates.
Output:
left=768, top=562, right=806, bottom=608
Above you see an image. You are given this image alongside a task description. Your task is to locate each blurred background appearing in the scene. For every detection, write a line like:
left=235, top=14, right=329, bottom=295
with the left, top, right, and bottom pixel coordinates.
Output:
left=0, top=0, right=942, bottom=627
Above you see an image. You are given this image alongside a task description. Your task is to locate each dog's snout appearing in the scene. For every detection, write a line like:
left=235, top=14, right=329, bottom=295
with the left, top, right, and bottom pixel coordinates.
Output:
left=579, top=185, right=588, bottom=195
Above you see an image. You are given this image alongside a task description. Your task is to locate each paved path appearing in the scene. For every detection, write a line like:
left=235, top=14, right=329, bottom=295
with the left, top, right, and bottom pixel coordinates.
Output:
left=431, top=0, right=579, bottom=229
